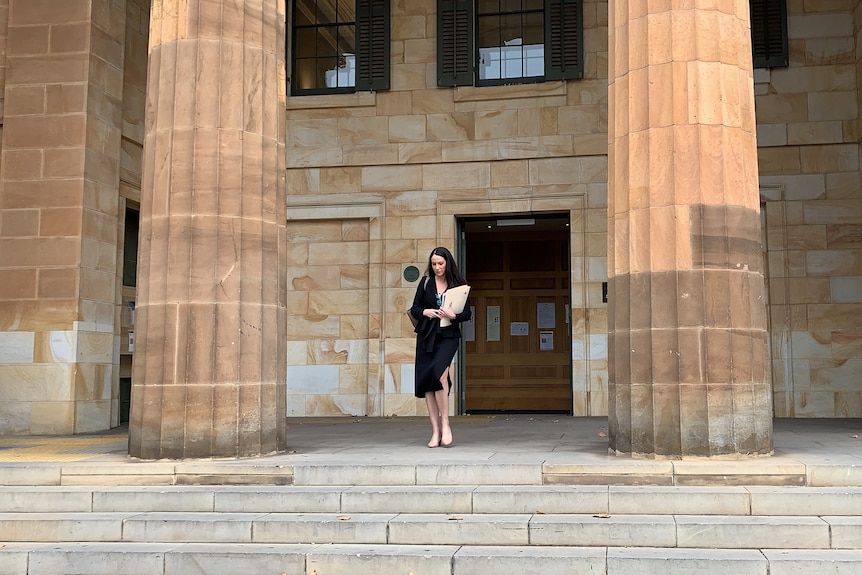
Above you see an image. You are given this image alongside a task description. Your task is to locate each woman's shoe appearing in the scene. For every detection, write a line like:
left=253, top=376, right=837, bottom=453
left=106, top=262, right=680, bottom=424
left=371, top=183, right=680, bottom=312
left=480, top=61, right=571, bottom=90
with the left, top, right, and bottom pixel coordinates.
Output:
left=428, top=435, right=440, bottom=448
left=441, top=428, right=453, bottom=447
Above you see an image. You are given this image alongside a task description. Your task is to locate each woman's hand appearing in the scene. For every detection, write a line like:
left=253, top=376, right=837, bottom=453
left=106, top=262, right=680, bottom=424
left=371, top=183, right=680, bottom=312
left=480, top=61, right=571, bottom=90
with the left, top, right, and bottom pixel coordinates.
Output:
left=425, top=308, right=453, bottom=320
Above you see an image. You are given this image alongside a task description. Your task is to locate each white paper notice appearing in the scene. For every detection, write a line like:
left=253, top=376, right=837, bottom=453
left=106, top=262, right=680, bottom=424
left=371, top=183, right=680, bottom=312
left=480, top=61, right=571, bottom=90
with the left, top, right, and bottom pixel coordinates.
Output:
left=128, top=330, right=134, bottom=352
left=510, top=322, right=529, bottom=336
left=537, top=302, right=555, bottom=329
left=487, top=305, right=501, bottom=342
left=540, top=331, right=554, bottom=350
left=463, top=306, right=476, bottom=342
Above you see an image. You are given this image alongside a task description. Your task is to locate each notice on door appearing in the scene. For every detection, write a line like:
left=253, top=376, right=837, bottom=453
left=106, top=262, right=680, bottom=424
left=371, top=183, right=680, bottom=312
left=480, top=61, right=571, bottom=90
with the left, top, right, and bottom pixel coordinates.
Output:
left=463, top=306, right=476, bottom=342
left=510, top=322, right=529, bottom=336
left=537, top=302, right=555, bottom=329
left=487, top=305, right=501, bottom=341
left=540, top=331, right=554, bottom=351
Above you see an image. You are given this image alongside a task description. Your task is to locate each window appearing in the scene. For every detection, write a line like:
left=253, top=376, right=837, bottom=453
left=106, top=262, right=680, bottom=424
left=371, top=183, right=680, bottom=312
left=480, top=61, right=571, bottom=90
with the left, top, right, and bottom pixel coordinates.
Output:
left=291, top=0, right=390, bottom=95
left=438, top=0, right=583, bottom=87
left=750, top=0, right=788, bottom=68
left=123, top=207, right=139, bottom=288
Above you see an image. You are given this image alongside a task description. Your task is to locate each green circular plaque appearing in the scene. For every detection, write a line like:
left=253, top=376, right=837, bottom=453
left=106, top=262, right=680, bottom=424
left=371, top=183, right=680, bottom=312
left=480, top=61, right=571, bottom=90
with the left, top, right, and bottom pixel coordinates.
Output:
left=403, top=266, right=420, bottom=282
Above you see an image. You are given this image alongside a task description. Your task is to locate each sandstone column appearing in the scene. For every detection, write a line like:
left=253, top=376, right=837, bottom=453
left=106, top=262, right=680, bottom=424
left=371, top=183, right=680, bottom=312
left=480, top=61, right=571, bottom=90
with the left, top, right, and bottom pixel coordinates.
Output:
left=128, top=0, right=287, bottom=458
left=607, top=0, right=772, bottom=456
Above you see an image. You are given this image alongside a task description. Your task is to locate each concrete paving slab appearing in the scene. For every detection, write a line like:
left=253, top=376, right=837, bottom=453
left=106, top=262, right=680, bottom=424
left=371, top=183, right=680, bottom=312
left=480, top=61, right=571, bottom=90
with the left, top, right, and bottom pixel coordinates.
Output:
left=163, top=543, right=311, bottom=575
left=608, top=485, right=752, bottom=515
left=293, top=463, right=414, bottom=485
left=453, top=545, right=606, bottom=575
left=214, top=485, right=344, bottom=513
left=416, top=462, right=542, bottom=484
left=674, top=515, right=831, bottom=549
left=252, top=512, right=396, bottom=544
left=305, top=543, right=457, bottom=575
left=0, top=545, right=29, bottom=575
left=748, top=486, right=862, bottom=516
left=93, top=486, right=217, bottom=512
left=26, top=543, right=170, bottom=575
left=807, top=463, right=862, bottom=487
left=607, top=547, right=767, bottom=575
left=824, top=516, right=862, bottom=549
left=340, top=485, right=475, bottom=514
left=0, top=466, right=61, bottom=486
left=0, top=512, right=132, bottom=542
left=672, top=459, right=807, bottom=486
left=473, top=484, right=608, bottom=514
left=762, top=549, right=862, bottom=575
left=388, top=513, right=530, bottom=545
left=0, top=487, right=95, bottom=513
left=121, top=511, right=266, bottom=543
left=530, top=514, right=677, bottom=547
left=0, top=416, right=860, bottom=488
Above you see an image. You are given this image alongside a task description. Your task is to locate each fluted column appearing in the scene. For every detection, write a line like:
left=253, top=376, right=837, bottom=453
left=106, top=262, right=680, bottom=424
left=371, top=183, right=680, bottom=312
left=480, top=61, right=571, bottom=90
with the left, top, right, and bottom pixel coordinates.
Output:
left=607, top=0, right=772, bottom=456
left=129, top=0, right=287, bottom=458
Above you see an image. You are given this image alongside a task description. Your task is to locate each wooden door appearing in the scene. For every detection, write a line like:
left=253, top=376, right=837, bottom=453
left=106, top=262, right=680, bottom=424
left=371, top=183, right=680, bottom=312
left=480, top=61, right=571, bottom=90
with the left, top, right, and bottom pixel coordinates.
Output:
left=463, top=231, right=572, bottom=413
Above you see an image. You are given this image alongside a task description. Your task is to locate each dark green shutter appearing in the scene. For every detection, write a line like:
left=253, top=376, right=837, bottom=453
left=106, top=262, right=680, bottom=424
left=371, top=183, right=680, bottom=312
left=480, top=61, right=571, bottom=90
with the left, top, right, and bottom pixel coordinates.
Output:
left=546, top=0, right=583, bottom=80
left=437, top=0, right=473, bottom=87
left=750, top=0, right=788, bottom=68
left=356, top=0, right=390, bottom=91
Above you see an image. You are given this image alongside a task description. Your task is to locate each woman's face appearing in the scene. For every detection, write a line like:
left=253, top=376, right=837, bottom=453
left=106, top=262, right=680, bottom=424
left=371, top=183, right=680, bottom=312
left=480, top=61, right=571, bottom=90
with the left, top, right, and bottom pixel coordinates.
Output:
left=431, top=254, right=447, bottom=277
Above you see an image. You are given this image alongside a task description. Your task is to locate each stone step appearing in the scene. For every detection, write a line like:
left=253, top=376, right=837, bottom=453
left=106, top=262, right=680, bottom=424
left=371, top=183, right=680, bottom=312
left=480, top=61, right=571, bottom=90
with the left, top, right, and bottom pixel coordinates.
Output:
left=7, top=457, right=862, bottom=487
left=2, top=484, right=862, bottom=516
left=1, top=511, right=860, bottom=549
left=2, top=543, right=862, bottom=575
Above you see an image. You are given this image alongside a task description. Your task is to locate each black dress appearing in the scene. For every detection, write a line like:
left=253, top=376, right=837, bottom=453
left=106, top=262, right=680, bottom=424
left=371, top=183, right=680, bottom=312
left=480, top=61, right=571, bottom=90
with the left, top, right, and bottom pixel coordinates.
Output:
left=409, top=276, right=472, bottom=398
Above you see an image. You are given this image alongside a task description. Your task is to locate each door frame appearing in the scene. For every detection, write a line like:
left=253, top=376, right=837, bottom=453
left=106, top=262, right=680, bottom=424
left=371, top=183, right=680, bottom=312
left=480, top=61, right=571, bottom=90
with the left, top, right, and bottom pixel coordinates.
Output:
left=455, top=212, right=573, bottom=415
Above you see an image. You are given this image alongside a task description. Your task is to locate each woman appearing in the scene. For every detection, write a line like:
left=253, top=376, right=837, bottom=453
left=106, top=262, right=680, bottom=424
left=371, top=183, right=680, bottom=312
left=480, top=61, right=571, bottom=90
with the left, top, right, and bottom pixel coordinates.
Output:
left=409, top=247, right=471, bottom=448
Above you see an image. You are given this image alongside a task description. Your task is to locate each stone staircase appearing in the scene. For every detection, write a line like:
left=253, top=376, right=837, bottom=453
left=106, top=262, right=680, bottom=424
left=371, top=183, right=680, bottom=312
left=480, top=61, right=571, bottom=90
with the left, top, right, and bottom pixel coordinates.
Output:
left=2, top=477, right=862, bottom=574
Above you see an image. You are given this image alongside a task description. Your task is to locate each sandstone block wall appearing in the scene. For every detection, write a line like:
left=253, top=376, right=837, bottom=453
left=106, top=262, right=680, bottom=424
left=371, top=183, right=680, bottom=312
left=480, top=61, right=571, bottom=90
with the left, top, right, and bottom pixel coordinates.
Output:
left=284, top=0, right=862, bottom=419
left=0, top=0, right=130, bottom=434
left=284, top=0, right=611, bottom=417
left=756, top=0, right=862, bottom=417
left=0, top=0, right=860, bottom=434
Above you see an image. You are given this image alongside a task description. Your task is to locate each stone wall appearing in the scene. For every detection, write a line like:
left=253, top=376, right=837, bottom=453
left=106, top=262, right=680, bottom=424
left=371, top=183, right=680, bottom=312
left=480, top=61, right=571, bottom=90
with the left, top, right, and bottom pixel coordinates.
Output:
left=755, top=0, right=862, bottom=417
left=284, top=0, right=611, bottom=417
left=1, top=0, right=859, bottom=434
left=0, top=0, right=142, bottom=434
left=856, top=0, right=862, bottom=142
left=285, top=0, right=862, bottom=419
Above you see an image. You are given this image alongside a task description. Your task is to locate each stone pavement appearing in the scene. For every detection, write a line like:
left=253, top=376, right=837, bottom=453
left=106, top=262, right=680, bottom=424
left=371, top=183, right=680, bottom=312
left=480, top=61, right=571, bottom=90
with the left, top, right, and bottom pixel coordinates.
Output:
left=1, top=415, right=861, bottom=486
left=2, top=416, right=862, bottom=574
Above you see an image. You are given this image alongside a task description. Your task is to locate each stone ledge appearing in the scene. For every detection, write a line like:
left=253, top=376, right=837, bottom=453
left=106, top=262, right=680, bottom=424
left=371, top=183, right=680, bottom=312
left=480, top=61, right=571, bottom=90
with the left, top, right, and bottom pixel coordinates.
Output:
left=2, top=543, right=862, bottom=575
left=2, top=460, right=862, bottom=487
left=0, top=512, right=855, bottom=550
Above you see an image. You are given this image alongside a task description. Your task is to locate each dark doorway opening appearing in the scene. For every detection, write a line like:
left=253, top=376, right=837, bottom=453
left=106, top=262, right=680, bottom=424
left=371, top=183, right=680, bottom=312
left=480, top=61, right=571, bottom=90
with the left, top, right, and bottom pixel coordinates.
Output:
left=460, top=213, right=572, bottom=414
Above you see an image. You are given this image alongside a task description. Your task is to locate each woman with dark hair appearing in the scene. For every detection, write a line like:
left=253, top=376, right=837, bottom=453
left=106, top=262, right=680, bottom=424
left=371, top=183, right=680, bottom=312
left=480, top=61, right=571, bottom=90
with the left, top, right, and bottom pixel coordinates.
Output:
left=409, top=246, right=471, bottom=448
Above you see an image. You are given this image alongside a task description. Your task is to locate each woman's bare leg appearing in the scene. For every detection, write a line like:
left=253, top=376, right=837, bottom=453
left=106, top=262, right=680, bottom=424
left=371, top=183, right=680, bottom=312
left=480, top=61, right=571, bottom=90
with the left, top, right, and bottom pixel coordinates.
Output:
left=437, top=368, right=453, bottom=446
left=425, top=393, right=441, bottom=447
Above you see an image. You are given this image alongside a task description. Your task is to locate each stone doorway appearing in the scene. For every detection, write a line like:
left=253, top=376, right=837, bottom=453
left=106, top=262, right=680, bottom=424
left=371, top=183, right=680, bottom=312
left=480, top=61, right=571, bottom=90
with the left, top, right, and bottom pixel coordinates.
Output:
left=461, top=214, right=573, bottom=414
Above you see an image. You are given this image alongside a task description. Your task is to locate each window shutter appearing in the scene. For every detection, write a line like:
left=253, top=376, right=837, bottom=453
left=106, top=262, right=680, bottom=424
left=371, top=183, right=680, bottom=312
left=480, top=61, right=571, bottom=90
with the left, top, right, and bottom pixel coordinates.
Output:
left=437, top=0, right=473, bottom=87
left=546, top=0, right=583, bottom=80
left=356, top=0, right=391, bottom=91
left=750, top=0, right=788, bottom=68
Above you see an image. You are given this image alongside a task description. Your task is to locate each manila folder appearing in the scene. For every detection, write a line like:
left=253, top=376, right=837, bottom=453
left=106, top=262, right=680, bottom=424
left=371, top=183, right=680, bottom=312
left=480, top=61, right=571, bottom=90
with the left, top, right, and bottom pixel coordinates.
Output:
left=439, top=284, right=471, bottom=327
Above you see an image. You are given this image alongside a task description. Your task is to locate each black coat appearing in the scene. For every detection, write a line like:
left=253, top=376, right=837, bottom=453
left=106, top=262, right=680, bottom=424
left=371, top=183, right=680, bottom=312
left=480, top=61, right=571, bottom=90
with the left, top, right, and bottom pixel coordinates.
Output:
left=409, top=275, right=472, bottom=352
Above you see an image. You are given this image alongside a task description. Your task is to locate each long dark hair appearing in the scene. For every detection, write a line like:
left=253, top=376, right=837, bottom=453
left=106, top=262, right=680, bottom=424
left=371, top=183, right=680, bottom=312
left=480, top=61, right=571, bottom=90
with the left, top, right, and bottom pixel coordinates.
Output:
left=425, top=246, right=467, bottom=287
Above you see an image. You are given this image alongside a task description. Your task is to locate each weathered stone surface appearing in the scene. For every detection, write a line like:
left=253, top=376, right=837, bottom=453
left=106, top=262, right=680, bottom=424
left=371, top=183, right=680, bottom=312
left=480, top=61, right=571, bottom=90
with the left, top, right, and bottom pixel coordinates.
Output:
left=607, top=0, right=773, bottom=456
left=127, top=0, right=287, bottom=458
